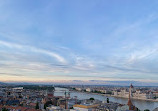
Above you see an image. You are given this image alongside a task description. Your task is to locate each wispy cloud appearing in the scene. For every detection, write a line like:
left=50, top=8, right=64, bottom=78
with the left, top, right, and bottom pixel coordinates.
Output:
left=0, top=72, right=23, bottom=77
left=0, top=40, right=66, bottom=63
left=1, top=0, right=158, bottom=84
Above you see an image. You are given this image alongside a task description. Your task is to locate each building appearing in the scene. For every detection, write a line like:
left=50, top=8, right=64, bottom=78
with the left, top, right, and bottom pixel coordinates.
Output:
left=73, top=99, right=101, bottom=111
left=73, top=104, right=99, bottom=111
left=127, top=85, right=137, bottom=111
left=75, top=88, right=82, bottom=91
left=129, top=84, right=134, bottom=97
left=116, top=104, right=129, bottom=111
left=46, top=105, right=62, bottom=111
left=86, top=88, right=92, bottom=92
left=153, top=107, right=158, bottom=111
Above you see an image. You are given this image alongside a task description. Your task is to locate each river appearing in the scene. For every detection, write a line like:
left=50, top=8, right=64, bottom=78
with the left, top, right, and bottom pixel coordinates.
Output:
left=54, top=87, right=158, bottom=111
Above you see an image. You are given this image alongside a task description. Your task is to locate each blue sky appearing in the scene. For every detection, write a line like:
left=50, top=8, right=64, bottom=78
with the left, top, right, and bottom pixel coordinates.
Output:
left=0, top=0, right=158, bottom=84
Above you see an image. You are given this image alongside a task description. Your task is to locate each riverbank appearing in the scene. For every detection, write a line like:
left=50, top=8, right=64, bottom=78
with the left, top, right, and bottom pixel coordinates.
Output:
left=72, top=90, right=158, bottom=102
left=111, top=95, right=158, bottom=102
left=55, top=87, right=158, bottom=111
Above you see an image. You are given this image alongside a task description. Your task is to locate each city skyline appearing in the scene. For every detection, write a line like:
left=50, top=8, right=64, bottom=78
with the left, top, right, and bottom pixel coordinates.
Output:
left=0, top=0, right=158, bottom=85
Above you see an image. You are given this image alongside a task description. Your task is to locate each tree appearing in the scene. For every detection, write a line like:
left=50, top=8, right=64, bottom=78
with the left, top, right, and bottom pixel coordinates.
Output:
left=20, top=103, right=23, bottom=106
left=2, top=108, right=8, bottom=111
left=36, top=102, right=39, bottom=109
left=144, top=109, right=150, bottom=111
left=44, top=101, right=52, bottom=109
left=136, top=108, right=141, bottom=111
left=70, top=107, right=73, bottom=109
left=107, top=98, right=109, bottom=103
left=44, top=104, right=47, bottom=109
left=89, top=98, right=95, bottom=100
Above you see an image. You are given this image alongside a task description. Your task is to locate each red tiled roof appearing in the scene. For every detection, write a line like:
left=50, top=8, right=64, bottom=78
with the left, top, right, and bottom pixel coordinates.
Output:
left=29, top=103, right=36, bottom=106
left=0, top=105, right=41, bottom=111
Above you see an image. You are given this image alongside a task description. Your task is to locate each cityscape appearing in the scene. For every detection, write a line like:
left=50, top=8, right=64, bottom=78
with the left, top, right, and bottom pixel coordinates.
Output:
left=0, top=83, right=158, bottom=111
left=1, top=0, right=158, bottom=111
left=73, top=84, right=158, bottom=101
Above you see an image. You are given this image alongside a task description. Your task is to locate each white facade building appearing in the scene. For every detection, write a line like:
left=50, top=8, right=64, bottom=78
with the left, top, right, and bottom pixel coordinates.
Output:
left=86, top=88, right=92, bottom=92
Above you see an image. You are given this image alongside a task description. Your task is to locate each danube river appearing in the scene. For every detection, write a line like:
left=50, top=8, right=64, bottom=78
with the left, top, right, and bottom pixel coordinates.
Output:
left=54, top=87, right=158, bottom=111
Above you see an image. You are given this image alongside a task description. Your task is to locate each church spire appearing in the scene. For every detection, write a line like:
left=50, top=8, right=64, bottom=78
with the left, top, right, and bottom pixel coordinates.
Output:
left=130, top=83, right=134, bottom=88
left=127, top=91, right=133, bottom=106
left=127, top=85, right=136, bottom=110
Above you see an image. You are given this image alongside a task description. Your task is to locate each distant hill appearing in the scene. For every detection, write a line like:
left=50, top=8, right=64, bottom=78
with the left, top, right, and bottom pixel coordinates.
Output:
left=0, top=81, right=34, bottom=86
left=5, top=82, right=36, bottom=85
left=0, top=82, right=5, bottom=84
left=0, top=82, right=7, bottom=85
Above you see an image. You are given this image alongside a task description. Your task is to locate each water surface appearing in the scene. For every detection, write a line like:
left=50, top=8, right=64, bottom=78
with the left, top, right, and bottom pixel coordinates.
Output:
left=54, top=87, right=158, bottom=110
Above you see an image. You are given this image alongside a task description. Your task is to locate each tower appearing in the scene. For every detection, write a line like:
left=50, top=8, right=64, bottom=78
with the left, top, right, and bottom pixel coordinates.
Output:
left=129, top=83, right=134, bottom=97
left=127, top=85, right=136, bottom=110
left=127, top=91, right=133, bottom=109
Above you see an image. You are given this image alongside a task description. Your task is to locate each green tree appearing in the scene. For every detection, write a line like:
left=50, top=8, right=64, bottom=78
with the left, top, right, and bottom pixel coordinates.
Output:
left=36, top=102, right=39, bottom=109
left=107, top=98, right=109, bottom=103
left=89, top=98, right=95, bottom=100
left=136, top=108, right=140, bottom=111
left=44, top=104, right=47, bottom=109
left=144, top=109, right=150, bottom=111
left=44, top=101, right=52, bottom=109
left=2, top=108, right=8, bottom=111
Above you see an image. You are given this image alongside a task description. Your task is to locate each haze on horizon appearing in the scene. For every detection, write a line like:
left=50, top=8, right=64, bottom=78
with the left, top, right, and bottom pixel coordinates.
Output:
left=0, top=0, right=158, bottom=85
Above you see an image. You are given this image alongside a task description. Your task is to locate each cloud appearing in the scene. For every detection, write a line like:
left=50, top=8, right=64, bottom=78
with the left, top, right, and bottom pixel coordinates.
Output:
left=0, top=40, right=66, bottom=63
left=1, top=39, right=158, bottom=83
left=14, top=80, right=158, bottom=86
left=0, top=1, right=158, bottom=84
left=0, top=72, right=23, bottom=77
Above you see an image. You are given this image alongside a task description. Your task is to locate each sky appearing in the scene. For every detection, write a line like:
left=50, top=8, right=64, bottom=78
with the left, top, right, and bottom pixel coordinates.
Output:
left=0, top=0, right=158, bottom=85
